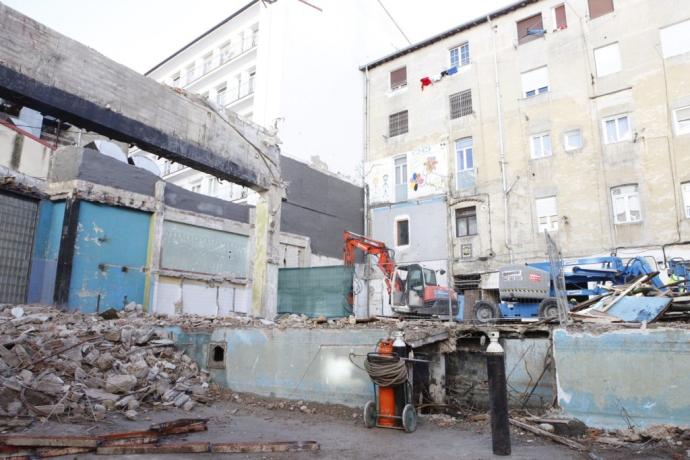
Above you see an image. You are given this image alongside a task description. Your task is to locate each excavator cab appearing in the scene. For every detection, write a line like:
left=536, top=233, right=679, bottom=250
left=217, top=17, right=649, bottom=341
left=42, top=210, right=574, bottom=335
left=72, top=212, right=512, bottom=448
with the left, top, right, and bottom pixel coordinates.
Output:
left=392, top=264, right=457, bottom=316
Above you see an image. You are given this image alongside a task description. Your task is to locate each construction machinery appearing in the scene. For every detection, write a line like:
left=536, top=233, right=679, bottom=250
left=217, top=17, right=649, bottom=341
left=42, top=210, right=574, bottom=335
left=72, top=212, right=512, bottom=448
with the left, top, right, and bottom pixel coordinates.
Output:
left=472, top=256, right=665, bottom=322
left=667, top=257, right=690, bottom=293
left=343, top=231, right=458, bottom=317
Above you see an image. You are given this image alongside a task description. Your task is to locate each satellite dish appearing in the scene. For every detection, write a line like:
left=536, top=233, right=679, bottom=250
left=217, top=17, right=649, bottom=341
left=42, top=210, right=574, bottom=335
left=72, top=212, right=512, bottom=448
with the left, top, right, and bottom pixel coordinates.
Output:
left=85, top=139, right=128, bottom=163
left=131, top=154, right=161, bottom=177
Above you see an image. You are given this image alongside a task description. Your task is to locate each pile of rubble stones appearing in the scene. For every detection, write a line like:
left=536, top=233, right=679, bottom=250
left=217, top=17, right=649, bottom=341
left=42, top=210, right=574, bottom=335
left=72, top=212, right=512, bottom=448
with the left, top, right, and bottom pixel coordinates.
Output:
left=0, top=304, right=213, bottom=421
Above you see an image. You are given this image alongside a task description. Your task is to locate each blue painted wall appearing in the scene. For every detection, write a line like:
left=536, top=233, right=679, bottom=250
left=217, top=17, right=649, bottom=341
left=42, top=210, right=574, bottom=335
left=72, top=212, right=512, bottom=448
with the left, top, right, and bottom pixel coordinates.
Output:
left=27, top=200, right=64, bottom=304
left=67, top=202, right=151, bottom=312
left=169, top=327, right=385, bottom=407
left=554, top=327, right=690, bottom=429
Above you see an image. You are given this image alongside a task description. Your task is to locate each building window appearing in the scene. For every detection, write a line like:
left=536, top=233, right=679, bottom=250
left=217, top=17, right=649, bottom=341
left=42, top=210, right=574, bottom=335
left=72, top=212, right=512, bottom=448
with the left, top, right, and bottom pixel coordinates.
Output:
left=536, top=196, right=558, bottom=233
left=594, top=43, right=621, bottom=77
left=455, top=137, right=475, bottom=190
left=564, top=129, right=583, bottom=151
left=588, top=0, right=614, bottom=19
left=449, top=90, right=472, bottom=119
left=660, top=20, right=690, bottom=58
left=216, top=84, right=227, bottom=106
left=611, top=184, right=641, bottom=224
left=251, top=26, right=259, bottom=47
left=203, top=52, right=214, bottom=74
left=521, top=66, right=549, bottom=98
left=220, top=41, right=233, bottom=63
left=389, top=110, right=409, bottom=137
left=171, top=72, right=181, bottom=87
left=248, top=68, right=256, bottom=94
left=390, top=67, right=407, bottom=90
left=530, top=132, right=552, bottom=159
left=450, top=42, right=470, bottom=68
left=516, top=13, right=544, bottom=45
left=456, top=207, right=477, bottom=237
left=682, top=183, right=690, bottom=218
left=185, top=63, right=196, bottom=84
left=554, top=4, right=567, bottom=29
left=395, top=218, right=410, bottom=247
left=190, top=181, right=202, bottom=193
left=673, top=106, right=690, bottom=136
left=394, top=156, right=407, bottom=202
left=603, top=114, right=631, bottom=144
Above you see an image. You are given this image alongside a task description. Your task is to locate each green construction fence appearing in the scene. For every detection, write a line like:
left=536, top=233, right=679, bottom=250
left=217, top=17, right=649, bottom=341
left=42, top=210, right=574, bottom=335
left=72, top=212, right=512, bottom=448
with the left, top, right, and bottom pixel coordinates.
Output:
left=277, top=265, right=354, bottom=318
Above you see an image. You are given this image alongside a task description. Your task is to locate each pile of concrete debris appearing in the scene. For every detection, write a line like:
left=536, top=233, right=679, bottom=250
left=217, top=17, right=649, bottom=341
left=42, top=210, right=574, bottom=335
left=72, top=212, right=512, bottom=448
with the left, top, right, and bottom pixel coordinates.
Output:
left=0, top=304, right=213, bottom=422
left=569, top=272, right=690, bottom=323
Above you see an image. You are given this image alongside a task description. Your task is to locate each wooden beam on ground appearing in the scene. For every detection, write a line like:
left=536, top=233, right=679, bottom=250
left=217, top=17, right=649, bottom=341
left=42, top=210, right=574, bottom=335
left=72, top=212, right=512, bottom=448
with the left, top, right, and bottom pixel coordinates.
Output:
left=96, top=442, right=210, bottom=455
left=211, top=441, right=320, bottom=453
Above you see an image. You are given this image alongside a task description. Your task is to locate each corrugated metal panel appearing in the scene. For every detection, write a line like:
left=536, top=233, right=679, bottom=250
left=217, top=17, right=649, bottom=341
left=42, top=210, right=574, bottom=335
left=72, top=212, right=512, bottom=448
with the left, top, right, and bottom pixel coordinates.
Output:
left=161, top=221, right=248, bottom=277
left=278, top=266, right=353, bottom=318
left=0, top=191, right=38, bottom=303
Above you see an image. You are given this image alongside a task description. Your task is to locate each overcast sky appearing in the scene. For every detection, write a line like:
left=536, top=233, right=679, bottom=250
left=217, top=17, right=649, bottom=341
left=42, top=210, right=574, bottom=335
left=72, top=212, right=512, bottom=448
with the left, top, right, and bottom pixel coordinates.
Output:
left=2, top=0, right=512, bottom=74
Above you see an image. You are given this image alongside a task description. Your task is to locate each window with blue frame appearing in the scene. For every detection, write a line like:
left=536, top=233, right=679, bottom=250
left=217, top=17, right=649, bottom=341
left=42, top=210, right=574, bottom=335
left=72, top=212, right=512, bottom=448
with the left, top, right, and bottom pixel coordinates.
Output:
left=450, top=42, right=470, bottom=68
left=455, top=137, right=475, bottom=190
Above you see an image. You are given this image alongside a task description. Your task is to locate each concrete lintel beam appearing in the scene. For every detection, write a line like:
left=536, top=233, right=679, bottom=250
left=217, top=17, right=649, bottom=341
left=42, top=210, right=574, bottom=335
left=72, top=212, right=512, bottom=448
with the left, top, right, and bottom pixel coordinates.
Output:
left=0, top=3, right=278, bottom=191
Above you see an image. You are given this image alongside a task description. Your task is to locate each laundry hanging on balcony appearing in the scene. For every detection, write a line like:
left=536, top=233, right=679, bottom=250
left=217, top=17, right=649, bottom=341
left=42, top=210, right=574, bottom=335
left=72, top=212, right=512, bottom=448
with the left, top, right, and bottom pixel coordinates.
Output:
left=420, top=66, right=459, bottom=90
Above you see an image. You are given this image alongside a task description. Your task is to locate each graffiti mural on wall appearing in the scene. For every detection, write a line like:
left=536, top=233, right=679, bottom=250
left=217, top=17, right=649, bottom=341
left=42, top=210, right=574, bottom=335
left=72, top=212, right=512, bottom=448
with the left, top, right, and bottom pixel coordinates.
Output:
left=366, top=142, right=448, bottom=204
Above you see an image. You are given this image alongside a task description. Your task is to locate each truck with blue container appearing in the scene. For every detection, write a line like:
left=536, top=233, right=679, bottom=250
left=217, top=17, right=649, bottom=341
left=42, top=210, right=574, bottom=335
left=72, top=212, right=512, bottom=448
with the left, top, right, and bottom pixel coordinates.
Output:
left=471, top=256, right=666, bottom=322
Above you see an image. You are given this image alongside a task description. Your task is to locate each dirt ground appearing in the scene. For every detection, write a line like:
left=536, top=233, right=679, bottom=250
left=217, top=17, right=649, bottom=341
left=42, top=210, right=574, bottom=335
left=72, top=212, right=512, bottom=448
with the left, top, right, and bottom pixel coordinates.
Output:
left=11, top=394, right=676, bottom=460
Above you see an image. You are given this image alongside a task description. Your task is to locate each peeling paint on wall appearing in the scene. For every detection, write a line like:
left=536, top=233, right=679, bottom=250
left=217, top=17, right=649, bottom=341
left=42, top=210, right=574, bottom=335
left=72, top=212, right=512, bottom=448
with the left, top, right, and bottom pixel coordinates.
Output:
left=553, top=327, right=690, bottom=429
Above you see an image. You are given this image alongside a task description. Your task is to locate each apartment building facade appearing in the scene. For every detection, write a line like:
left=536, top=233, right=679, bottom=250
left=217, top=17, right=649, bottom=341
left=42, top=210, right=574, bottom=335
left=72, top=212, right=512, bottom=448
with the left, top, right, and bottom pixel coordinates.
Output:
left=145, top=0, right=405, bottom=204
left=362, top=0, right=690, bottom=293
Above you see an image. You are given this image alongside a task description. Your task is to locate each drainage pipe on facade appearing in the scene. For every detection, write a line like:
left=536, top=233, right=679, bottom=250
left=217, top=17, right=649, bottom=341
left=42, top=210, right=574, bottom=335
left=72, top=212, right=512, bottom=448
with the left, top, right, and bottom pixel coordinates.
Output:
left=363, top=66, right=372, bottom=317
left=488, top=16, right=513, bottom=263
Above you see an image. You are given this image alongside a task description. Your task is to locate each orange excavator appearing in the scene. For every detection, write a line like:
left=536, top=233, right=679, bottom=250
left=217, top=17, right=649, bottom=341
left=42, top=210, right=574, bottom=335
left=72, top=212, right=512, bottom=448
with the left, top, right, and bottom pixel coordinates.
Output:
left=343, top=231, right=458, bottom=317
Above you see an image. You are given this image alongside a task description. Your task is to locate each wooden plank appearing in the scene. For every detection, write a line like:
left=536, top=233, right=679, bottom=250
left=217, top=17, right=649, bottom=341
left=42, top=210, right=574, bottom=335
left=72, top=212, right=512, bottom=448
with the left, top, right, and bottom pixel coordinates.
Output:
left=0, top=435, right=98, bottom=448
left=211, top=441, right=320, bottom=453
left=99, top=430, right=159, bottom=446
left=510, top=419, right=586, bottom=451
left=35, top=446, right=94, bottom=458
left=149, top=418, right=208, bottom=435
left=96, top=442, right=210, bottom=455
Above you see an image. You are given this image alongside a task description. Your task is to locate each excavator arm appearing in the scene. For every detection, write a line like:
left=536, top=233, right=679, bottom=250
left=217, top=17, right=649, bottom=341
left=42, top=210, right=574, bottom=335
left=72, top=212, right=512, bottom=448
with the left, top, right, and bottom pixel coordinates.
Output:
left=343, top=231, right=396, bottom=293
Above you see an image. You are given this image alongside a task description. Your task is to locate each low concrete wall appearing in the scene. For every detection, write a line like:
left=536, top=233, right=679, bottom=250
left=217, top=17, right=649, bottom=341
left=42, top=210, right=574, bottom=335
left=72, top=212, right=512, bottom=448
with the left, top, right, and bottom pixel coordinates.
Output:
left=169, top=327, right=389, bottom=407
left=553, top=327, right=690, bottom=429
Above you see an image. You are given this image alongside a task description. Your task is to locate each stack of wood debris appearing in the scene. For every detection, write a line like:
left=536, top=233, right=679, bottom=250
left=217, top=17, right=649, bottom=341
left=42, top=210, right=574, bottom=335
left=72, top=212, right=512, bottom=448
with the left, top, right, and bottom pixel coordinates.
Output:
left=0, top=418, right=319, bottom=458
left=0, top=304, right=214, bottom=422
left=569, top=272, right=690, bottom=323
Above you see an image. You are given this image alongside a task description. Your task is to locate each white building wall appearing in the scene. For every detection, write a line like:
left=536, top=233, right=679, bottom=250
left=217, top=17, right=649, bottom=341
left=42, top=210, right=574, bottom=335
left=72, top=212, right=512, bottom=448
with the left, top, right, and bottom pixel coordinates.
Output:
left=145, top=0, right=406, bottom=202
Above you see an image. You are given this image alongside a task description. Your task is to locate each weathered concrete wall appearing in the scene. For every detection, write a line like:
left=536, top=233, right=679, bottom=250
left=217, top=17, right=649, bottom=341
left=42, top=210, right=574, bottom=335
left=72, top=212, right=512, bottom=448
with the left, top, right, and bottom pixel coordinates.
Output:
left=447, top=337, right=554, bottom=409
left=553, top=327, right=690, bottom=429
left=0, top=3, right=278, bottom=190
left=170, top=327, right=388, bottom=407
left=0, top=122, right=52, bottom=179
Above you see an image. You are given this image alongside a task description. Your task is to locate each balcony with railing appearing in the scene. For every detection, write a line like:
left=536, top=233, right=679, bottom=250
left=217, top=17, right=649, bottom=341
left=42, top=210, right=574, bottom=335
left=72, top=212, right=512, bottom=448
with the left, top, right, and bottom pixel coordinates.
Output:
left=224, top=78, right=255, bottom=106
left=180, top=30, right=259, bottom=88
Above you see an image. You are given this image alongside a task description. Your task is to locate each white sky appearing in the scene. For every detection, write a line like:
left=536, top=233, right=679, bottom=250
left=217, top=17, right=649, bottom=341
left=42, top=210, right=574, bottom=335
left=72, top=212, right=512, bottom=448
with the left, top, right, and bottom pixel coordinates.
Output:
left=2, top=0, right=513, bottom=74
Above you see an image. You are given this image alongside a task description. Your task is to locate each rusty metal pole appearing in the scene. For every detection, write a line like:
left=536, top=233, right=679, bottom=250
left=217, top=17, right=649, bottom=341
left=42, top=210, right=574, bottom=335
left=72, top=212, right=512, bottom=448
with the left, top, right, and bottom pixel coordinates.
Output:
left=486, top=331, right=511, bottom=456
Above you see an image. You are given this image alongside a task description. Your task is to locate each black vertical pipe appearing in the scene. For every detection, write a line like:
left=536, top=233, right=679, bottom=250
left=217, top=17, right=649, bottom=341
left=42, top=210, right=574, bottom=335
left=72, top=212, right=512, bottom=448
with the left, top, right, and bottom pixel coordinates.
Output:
left=393, top=342, right=408, bottom=417
left=487, top=350, right=511, bottom=455
left=54, top=196, right=80, bottom=307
